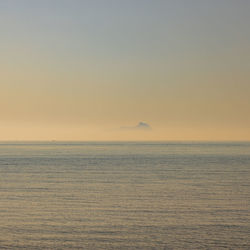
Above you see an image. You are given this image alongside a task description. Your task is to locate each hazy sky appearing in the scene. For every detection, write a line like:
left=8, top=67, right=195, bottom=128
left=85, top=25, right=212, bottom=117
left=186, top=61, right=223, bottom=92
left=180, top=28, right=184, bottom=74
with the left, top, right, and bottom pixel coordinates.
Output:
left=1, top=0, right=250, bottom=140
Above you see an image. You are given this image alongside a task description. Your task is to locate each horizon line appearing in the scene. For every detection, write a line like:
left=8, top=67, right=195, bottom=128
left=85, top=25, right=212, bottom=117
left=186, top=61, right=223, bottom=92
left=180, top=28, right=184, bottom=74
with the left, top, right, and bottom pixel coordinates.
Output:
left=0, top=140, right=250, bottom=143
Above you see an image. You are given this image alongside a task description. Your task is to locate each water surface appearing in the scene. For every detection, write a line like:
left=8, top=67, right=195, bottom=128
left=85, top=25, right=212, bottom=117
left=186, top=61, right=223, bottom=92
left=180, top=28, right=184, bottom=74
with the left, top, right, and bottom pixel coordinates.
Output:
left=0, top=142, right=249, bottom=249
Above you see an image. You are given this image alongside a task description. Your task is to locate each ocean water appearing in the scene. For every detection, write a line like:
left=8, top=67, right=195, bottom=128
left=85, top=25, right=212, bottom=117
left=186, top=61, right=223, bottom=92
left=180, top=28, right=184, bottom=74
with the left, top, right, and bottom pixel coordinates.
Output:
left=0, top=142, right=249, bottom=249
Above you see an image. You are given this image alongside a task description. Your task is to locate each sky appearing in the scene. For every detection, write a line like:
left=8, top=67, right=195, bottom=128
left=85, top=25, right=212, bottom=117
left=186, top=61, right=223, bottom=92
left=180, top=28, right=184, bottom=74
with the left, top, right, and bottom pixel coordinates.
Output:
left=1, top=0, right=250, bottom=141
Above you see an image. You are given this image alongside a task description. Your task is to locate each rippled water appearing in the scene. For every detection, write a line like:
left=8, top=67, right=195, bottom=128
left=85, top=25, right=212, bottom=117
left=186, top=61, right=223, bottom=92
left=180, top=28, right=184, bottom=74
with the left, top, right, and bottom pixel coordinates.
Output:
left=0, top=142, right=249, bottom=249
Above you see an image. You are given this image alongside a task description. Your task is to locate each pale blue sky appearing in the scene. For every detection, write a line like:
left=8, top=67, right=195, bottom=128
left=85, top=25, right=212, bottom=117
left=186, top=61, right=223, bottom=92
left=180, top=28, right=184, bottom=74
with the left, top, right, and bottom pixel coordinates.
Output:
left=1, top=1, right=250, bottom=140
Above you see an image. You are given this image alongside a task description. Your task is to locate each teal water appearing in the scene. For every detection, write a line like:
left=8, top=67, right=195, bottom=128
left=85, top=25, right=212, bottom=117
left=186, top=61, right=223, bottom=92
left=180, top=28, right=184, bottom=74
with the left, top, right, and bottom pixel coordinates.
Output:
left=0, top=142, right=249, bottom=249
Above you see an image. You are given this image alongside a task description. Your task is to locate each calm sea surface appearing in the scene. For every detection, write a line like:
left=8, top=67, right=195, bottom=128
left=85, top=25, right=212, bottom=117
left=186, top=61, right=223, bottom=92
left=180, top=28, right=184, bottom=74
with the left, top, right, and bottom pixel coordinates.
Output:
left=0, top=142, right=249, bottom=249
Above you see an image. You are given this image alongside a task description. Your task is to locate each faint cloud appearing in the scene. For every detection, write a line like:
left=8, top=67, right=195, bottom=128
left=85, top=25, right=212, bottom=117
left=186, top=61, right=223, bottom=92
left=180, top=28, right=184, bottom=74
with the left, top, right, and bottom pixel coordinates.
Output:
left=120, top=122, right=152, bottom=131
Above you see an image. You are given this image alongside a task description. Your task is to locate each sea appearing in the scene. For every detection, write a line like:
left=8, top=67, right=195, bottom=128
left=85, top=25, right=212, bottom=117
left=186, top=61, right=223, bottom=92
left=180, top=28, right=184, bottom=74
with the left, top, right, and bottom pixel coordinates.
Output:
left=0, top=142, right=249, bottom=249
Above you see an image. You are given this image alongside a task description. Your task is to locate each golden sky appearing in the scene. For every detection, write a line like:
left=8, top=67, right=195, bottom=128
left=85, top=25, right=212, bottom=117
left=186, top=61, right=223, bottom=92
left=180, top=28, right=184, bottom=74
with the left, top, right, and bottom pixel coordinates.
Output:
left=1, top=0, right=250, bottom=141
